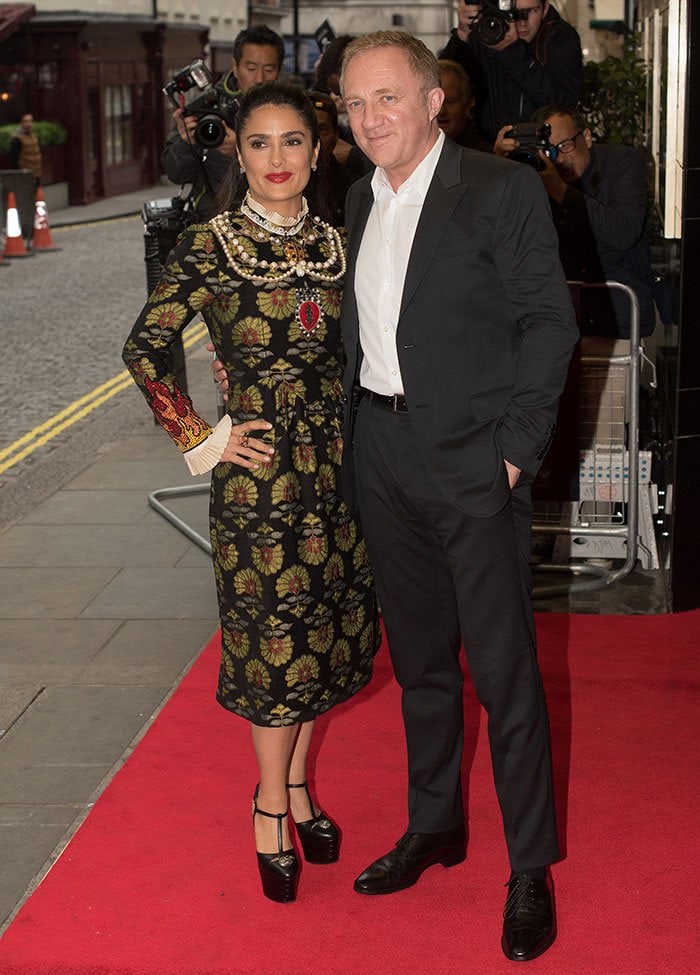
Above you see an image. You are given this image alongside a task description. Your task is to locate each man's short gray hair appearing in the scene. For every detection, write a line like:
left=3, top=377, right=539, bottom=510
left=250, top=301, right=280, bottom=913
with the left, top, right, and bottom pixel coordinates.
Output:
left=340, top=30, right=441, bottom=95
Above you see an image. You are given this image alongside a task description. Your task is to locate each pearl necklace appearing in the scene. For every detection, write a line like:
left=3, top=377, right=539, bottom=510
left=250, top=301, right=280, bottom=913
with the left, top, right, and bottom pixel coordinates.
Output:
left=210, top=210, right=346, bottom=284
left=240, top=192, right=309, bottom=237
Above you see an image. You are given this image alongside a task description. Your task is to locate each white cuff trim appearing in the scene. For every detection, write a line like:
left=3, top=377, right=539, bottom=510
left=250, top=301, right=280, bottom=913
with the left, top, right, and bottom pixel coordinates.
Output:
left=184, top=414, right=232, bottom=475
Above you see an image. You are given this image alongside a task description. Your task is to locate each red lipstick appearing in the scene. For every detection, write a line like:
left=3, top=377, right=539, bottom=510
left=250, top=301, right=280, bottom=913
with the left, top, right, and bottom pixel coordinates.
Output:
left=265, top=172, right=292, bottom=183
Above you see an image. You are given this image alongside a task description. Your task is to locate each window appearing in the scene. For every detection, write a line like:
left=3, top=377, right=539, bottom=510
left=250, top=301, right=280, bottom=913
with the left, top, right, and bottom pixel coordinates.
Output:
left=104, top=84, right=134, bottom=165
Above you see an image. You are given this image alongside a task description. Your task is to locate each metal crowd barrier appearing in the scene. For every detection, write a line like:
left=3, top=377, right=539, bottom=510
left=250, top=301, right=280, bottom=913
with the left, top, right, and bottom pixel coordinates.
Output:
left=148, top=483, right=212, bottom=555
left=531, top=280, right=656, bottom=598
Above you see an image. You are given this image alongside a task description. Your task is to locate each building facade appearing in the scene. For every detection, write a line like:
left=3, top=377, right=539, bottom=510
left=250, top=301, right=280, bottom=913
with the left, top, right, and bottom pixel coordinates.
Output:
left=0, top=1, right=286, bottom=203
left=280, top=1, right=454, bottom=55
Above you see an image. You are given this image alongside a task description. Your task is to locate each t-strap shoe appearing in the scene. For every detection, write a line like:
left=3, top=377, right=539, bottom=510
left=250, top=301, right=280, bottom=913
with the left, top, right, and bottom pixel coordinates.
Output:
left=287, top=781, right=340, bottom=863
left=252, top=785, right=299, bottom=903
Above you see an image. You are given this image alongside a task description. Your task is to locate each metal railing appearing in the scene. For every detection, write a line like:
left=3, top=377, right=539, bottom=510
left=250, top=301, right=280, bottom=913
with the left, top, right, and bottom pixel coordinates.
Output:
left=532, top=280, right=646, bottom=597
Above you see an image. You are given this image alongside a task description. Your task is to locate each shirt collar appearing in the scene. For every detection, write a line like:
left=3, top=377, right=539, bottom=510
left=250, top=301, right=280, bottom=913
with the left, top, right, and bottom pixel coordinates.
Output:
left=371, top=129, right=445, bottom=201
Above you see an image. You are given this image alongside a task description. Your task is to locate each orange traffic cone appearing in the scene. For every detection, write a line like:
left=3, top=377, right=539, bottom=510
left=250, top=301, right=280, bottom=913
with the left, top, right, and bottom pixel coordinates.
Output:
left=32, top=187, right=60, bottom=252
left=2, top=191, right=32, bottom=259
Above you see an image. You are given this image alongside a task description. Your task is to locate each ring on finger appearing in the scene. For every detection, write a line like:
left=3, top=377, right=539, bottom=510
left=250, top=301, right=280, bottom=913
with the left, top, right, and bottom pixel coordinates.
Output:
left=237, top=433, right=249, bottom=448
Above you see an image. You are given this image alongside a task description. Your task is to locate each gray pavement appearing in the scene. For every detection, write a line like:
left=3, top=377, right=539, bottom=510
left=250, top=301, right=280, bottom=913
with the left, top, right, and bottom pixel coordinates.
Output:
left=0, top=186, right=220, bottom=932
left=0, top=185, right=668, bottom=940
left=50, top=182, right=177, bottom=228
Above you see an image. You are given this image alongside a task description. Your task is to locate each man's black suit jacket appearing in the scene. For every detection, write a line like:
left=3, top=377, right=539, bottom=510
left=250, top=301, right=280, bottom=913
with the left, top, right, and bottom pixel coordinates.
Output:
left=550, top=143, right=656, bottom=338
left=341, top=137, right=578, bottom=518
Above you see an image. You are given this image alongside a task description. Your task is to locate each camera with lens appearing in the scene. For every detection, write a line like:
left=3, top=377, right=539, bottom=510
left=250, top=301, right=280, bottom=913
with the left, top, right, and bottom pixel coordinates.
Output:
left=503, top=123, right=556, bottom=171
left=470, top=0, right=529, bottom=47
left=163, top=59, right=239, bottom=150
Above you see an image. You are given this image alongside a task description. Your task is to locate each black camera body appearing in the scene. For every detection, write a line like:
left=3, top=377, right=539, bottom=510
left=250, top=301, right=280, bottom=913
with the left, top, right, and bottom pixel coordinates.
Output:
left=504, top=123, right=556, bottom=171
left=164, top=59, right=239, bottom=150
left=471, top=0, right=528, bottom=47
left=185, top=92, right=239, bottom=150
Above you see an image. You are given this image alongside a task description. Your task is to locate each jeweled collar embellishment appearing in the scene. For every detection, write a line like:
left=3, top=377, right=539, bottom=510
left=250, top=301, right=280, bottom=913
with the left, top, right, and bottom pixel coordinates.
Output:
left=209, top=210, right=346, bottom=284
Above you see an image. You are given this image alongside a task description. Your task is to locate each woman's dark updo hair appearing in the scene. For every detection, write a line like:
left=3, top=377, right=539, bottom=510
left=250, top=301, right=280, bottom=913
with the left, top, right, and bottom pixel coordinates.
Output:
left=213, top=81, right=335, bottom=225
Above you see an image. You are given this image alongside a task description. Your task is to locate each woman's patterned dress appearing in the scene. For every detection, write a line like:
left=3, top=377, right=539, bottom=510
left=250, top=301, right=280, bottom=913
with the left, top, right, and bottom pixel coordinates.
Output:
left=122, top=211, right=379, bottom=726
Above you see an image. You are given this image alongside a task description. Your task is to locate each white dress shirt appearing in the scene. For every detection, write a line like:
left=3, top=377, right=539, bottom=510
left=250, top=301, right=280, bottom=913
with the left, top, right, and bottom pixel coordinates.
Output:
left=355, top=130, right=445, bottom=396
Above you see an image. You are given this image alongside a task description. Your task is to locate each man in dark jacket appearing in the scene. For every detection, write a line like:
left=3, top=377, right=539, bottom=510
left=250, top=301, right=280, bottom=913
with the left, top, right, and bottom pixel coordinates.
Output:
left=308, top=90, right=361, bottom=226
left=10, top=113, right=42, bottom=184
left=495, top=104, right=656, bottom=338
left=437, top=59, right=492, bottom=152
left=161, top=25, right=284, bottom=219
left=441, top=1, right=582, bottom=144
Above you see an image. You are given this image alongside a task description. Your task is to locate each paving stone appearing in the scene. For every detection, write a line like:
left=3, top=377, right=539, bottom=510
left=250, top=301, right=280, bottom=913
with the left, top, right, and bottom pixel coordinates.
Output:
left=66, top=460, right=210, bottom=491
left=103, top=432, right=179, bottom=462
left=176, top=546, right=214, bottom=568
left=79, top=567, right=218, bottom=620
left=0, top=524, right=192, bottom=569
left=0, top=686, right=43, bottom=738
left=0, top=568, right=118, bottom=618
left=0, top=804, right=81, bottom=925
left=0, top=684, right=169, bottom=804
left=78, top=619, right=217, bottom=684
left=20, top=490, right=155, bottom=526
left=0, top=620, right=121, bottom=682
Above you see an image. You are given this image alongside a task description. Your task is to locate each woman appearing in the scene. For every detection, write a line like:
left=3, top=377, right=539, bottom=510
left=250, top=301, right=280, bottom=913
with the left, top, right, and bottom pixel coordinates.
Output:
left=122, top=82, right=379, bottom=904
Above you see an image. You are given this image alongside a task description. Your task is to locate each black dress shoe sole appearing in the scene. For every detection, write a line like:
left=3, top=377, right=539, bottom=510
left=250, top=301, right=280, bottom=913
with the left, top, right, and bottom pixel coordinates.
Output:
left=302, top=846, right=340, bottom=865
left=501, top=925, right=557, bottom=963
left=353, top=848, right=466, bottom=895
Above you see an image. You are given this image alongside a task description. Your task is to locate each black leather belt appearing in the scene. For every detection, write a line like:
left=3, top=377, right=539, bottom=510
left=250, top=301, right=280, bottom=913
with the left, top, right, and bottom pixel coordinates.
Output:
left=363, top=389, right=409, bottom=413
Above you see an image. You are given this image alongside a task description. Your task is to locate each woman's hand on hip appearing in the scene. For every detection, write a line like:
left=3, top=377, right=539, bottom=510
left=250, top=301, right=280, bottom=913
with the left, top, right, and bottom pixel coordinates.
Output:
left=206, top=341, right=230, bottom=400
left=221, top=421, right=274, bottom=469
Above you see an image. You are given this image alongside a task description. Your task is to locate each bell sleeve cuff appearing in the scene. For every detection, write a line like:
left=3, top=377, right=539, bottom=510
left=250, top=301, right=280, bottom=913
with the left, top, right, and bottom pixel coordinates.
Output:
left=184, top=414, right=232, bottom=475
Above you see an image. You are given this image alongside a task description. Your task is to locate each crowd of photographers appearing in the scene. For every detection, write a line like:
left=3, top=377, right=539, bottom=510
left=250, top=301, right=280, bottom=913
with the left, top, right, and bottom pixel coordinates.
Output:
left=161, top=2, right=656, bottom=340
left=441, top=0, right=655, bottom=340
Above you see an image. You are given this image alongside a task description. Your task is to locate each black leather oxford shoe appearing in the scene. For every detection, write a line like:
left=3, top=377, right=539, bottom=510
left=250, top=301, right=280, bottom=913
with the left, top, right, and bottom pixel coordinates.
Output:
left=353, top=825, right=466, bottom=895
left=501, top=869, right=556, bottom=962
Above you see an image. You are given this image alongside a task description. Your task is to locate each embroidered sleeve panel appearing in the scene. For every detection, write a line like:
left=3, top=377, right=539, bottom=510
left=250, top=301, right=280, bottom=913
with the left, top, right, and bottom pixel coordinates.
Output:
left=122, top=225, right=216, bottom=453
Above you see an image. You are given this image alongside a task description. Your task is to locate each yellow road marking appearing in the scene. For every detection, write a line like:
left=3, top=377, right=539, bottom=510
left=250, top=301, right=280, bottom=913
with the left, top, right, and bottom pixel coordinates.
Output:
left=0, top=320, right=209, bottom=475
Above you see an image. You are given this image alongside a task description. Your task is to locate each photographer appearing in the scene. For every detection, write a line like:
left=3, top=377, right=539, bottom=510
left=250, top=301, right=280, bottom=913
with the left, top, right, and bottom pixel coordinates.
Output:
left=308, top=91, right=360, bottom=226
left=494, top=105, right=655, bottom=338
left=437, top=59, right=491, bottom=151
left=161, top=25, right=284, bottom=219
left=441, top=1, right=582, bottom=144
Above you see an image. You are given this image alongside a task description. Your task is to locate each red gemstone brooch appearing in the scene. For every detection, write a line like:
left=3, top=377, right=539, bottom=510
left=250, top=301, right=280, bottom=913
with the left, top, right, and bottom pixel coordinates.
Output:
left=296, top=287, right=323, bottom=333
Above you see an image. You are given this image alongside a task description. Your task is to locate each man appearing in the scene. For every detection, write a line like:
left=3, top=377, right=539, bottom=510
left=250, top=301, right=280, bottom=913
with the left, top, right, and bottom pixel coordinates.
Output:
left=494, top=105, right=656, bottom=337
left=308, top=90, right=360, bottom=225
left=314, top=34, right=355, bottom=98
left=437, top=59, right=491, bottom=152
left=340, top=32, right=577, bottom=962
left=161, top=25, right=284, bottom=218
left=10, top=113, right=42, bottom=184
left=313, top=34, right=374, bottom=177
left=441, top=0, right=582, bottom=144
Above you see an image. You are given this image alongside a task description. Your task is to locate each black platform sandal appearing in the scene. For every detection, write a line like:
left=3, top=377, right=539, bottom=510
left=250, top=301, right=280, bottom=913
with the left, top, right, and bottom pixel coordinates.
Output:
left=288, top=781, right=340, bottom=864
left=252, top=785, right=299, bottom=903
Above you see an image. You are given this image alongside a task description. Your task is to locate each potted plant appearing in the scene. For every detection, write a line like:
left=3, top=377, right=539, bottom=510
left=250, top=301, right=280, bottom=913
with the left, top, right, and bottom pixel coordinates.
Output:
left=0, top=120, right=68, bottom=183
left=580, top=36, right=648, bottom=147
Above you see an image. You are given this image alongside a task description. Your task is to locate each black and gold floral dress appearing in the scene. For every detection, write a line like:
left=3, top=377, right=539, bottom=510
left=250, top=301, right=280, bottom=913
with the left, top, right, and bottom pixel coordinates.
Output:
left=122, top=205, right=379, bottom=726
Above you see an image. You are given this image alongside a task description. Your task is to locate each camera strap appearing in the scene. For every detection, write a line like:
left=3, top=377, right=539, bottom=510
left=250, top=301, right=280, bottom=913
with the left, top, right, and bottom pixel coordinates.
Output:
left=179, top=91, right=216, bottom=206
left=181, top=128, right=216, bottom=204
left=533, top=19, right=555, bottom=64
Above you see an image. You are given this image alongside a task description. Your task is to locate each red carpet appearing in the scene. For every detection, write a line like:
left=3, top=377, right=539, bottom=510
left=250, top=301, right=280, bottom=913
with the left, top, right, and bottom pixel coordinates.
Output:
left=0, top=612, right=697, bottom=975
